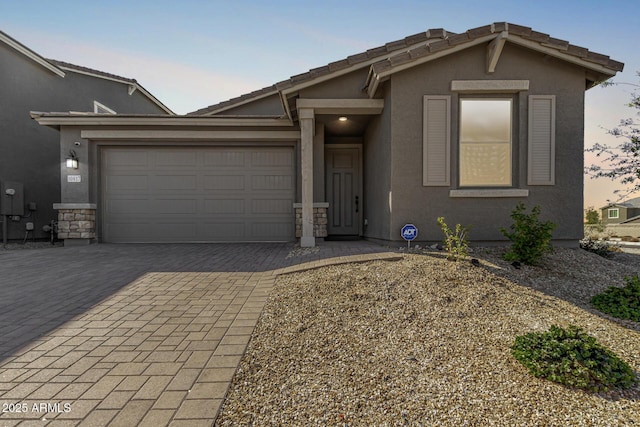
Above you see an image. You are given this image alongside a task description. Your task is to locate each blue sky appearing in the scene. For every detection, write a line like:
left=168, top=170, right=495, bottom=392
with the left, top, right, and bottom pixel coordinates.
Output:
left=1, top=0, right=638, bottom=210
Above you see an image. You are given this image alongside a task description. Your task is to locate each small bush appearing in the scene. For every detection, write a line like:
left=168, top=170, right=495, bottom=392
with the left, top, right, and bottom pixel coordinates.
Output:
left=436, top=217, right=470, bottom=262
left=579, top=237, right=616, bottom=259
left=591, top=275, right=640, bottom=322
left=500, top=203, right=555, bottom=265
left=511, top=325, right=637, bottom=392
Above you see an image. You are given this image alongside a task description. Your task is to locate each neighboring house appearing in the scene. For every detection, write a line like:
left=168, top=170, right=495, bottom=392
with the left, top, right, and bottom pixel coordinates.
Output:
left=601, top=197, right=640, bottom=225
left=0, top=30, right=173, bottom=242
left=32, top=22, right=623, bottom=247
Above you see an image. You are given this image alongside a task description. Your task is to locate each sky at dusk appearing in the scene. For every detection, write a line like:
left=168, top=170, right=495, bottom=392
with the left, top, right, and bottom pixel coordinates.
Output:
left=2, top=0, right=638, bottom=212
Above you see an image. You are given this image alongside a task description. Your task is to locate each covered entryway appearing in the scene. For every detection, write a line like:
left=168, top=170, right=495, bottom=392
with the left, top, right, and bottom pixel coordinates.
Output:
left=101, top=146, right=295, bottom=242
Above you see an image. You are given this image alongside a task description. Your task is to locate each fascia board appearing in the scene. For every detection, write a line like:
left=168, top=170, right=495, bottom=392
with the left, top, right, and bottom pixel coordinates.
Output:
left=505, top=34, right=618, bottom=77
left=30, top=113, right=293, bottom=127
left=0, top=32, right=65, bottom=77
left=366, top=34, right=496, bottom=97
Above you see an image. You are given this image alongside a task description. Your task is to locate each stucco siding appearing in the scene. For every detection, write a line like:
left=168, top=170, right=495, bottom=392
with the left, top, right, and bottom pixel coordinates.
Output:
left=387, top=42, right=586, bottom=243
left=298, top=69, right=369, bottom=100
left=212, top=94, right=284, bottom=116
left=0, top=44, right=167, bottom=240
left=363, top=86, right=392, bottom=241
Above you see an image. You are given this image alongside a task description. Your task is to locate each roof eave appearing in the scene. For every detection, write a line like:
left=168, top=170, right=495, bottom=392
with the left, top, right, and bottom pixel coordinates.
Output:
left=55, top=65, right=175, bottom=115
left=0, top=31, right=65, bottom=77
left=30, top=112, right=293, bottom=128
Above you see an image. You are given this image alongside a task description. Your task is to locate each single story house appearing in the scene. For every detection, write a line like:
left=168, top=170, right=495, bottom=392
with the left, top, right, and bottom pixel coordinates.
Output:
left=32, top=22, right=623, bottom=247
left=0, top=30, right=172, bottom=242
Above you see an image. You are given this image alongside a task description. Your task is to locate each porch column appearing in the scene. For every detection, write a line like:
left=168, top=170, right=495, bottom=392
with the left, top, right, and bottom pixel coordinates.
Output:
left=299, top=108, right=315, bottom=247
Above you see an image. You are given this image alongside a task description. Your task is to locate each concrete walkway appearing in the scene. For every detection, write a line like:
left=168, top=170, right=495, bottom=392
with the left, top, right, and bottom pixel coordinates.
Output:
left=0, top=241, right=401, bottom=426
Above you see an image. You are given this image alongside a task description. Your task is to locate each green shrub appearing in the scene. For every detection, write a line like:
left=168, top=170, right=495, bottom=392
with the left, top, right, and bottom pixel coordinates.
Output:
left=500, top=203, right=555, bottom=265
left=591, top=275, right=640, bottom=321
left=511, top=325, right=637, bottom=392
left=437, top=217, right=470, bottom=261
left=579, top=237, right=616, bottom=259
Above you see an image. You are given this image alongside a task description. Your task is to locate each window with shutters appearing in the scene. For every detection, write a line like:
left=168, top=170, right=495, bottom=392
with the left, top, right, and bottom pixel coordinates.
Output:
left=459, top=98, right=512, bottom=187
left=423, top=85, right=554, bottom=196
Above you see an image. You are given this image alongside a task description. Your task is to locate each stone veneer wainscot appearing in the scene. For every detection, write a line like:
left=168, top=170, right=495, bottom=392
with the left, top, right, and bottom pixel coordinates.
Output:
left=53, top=203, right=96, bottom=241
left=294, top=203, right=328, bottom=238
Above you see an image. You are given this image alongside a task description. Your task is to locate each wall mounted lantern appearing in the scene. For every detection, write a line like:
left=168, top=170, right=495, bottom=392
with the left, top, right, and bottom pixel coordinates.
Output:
left=66, top=150, right=78, bottom=169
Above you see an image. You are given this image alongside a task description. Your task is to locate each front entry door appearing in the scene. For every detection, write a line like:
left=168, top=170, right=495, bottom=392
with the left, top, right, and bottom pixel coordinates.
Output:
left=325, top=146, right=361, bottom=236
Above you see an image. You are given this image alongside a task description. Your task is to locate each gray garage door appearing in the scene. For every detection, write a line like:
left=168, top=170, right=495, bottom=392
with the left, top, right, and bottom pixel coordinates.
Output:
left=102, top=146, right=295, bottom=242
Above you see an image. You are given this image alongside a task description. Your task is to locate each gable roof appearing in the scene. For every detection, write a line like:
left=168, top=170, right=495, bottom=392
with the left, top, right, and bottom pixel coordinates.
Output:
left=1, top=30, right=174, bottom=115
left=190, top=22, right=624, bottom=117
left=0, top=30, right=65, bottom=77
left=602, top=197, right=640, bottom=210
left=189, top=28, right=450, bottom=116
left=49, top=60, right=174, bottom=115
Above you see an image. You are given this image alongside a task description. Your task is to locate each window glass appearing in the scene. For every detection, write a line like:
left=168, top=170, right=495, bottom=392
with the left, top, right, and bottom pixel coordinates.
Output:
left=608, top=208, right=619, bottom=219
left=460, top=99, right=512, bottom=187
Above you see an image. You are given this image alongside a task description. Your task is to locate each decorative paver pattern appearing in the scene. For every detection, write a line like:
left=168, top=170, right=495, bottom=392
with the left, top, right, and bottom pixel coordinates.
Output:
left=0, top=242, right=399, bottom=425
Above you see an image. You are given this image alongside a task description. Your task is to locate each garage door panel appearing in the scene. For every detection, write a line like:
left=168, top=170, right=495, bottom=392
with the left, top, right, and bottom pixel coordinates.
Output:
left=102, top=146, right=294, bottom=242
left=106, top=175, right=149, bottom=191
left=202, top=222, right=246, bottom=238
left=252, top=150, right=293, bottom=167
left=251, top=175, right=293, bottom=190
left=104, top=150, right=149, bottom=168
left=155, top=222, right=198, bottom=239
left=204, top=199, right=245, bottom=214
left=152, top=175, right=198, bottom=190
left=155, top=151, right=198, bottom=167
left=153, top=199, right=198, bottom=214
left=204, top=151, right=246, bottom=167
left=202, top=175, right=245, bottom=190
left=251, top=199, right=292, bottom=214
left=106, top=198, right=151, bottom=215
left=252, top=222, right=293, bottom=237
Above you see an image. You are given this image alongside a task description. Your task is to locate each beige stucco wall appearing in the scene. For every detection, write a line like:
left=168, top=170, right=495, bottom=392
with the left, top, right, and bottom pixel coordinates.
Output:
left=298, top=69, right=369, bottom=99
left=363, top=86, right=392, bottom=241
left=213, top=94, right=284, bottom=116
left=387, top=42, right=586, bottom=243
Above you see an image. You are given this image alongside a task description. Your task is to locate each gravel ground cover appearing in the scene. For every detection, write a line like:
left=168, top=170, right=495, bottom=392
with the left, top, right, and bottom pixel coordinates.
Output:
left=216, top=248, right=640, bottom=426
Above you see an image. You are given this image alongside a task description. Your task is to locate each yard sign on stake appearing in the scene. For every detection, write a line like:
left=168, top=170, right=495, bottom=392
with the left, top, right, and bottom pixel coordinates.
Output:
left=401, top=224, right=418, bottom=249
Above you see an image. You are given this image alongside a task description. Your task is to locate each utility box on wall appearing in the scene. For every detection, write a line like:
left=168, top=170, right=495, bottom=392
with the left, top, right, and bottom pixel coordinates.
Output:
left=0, top=181, right=25, bottom=216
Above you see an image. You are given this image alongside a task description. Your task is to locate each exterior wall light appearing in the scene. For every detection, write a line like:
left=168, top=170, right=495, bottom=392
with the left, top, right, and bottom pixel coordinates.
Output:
left=338, top=116, right=348, bottom=122
left=66, top=150, right=78, bottom=169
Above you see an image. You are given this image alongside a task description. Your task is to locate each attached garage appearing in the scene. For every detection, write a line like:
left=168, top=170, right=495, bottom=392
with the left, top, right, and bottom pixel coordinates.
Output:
left=101, top=145, right=295, bottom=242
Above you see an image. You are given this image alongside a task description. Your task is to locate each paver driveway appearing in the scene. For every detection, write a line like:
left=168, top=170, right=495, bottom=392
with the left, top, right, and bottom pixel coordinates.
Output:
left=0, top=242, right=399, bottom=426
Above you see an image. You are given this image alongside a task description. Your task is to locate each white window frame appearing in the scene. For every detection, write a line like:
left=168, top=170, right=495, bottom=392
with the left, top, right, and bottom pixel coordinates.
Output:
left=459, top=97, right=513, bottom=188
left=94, top=101, right=116, bottom=115
left=608, top=208, right=619, bottom=219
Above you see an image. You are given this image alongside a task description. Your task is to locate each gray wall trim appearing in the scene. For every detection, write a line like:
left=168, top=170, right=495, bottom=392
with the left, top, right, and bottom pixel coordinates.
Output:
left=81, top=130, right=301, bottom=140
left=53, top=203, right=97, bottom=209
left=293, top=202, right=329, bottom=208
left=451, top=80, right=529, bottom=92
left=449, top=189, right=529, bottom=198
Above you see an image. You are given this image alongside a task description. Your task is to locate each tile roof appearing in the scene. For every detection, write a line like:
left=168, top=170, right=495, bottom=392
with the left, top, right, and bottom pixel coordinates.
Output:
left=188, top=28, right=450, bottom=115
left=189, top=22, right=624, bottom=117
left=48, top=59, right=137, bottom=84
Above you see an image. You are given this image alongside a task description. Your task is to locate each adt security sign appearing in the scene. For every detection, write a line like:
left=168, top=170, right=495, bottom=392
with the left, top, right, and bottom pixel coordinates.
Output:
left=401, top=224, right=418, bottom=248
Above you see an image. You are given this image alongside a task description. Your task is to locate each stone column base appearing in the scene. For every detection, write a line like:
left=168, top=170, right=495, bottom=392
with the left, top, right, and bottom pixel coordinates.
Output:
left=294, top=203, right=328, bottom=238
left=53, top=203, right=96, bottom=245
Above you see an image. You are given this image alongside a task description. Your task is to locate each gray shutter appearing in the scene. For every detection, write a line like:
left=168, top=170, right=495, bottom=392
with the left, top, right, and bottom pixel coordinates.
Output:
left=528, top=95, right=556, bottom=185
left=423, top=95, right=451, bottom=186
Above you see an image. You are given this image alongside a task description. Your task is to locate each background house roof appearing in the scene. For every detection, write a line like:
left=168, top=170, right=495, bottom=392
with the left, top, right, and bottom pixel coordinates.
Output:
left=189, top=22, right=624, bottom=117
left=1, top=30, right=174, bottom=115
left=602, top=196, right=640, bottom=209
left=49, top=59, right=175, bottom=115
